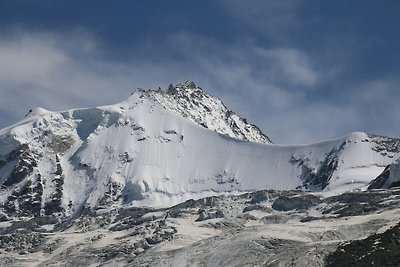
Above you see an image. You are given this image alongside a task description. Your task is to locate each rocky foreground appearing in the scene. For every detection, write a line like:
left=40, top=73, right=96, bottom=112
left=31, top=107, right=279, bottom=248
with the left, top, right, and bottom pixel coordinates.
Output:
left=0, top=188, right=400, bottom=266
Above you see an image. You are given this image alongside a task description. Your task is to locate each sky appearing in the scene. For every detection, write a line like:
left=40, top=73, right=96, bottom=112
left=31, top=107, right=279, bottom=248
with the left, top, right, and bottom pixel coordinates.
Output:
left=0, top=0, right=399, bottom=144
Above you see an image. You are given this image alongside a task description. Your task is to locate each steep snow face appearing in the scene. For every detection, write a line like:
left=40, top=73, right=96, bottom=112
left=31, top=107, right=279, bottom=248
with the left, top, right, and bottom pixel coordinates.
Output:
left=147, top=81, right=272, bottom=144
left=0, top=85, right=399, bottom=215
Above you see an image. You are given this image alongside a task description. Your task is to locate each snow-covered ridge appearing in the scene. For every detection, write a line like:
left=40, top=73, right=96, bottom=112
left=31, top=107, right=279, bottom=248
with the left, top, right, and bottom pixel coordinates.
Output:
left=0, top=82, right=399, bottom=216
left=145, top=81, right=272, bottom=144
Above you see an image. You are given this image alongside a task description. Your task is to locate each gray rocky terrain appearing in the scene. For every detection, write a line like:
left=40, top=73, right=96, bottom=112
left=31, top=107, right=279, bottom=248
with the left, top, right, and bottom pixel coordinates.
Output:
left=0, top=188, right=399, bottom=266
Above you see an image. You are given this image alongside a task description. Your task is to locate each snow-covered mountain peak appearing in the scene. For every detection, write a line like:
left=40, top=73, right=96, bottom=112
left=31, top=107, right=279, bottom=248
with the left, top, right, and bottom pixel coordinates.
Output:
left=1, top=81, right=400, bottom=217
left=25, top=107, right=52, bottom=118
left=166, top=80, right=199, bottom=94
left=136, top=81, right=272, bottom=144
left=344, top=131, right=368, bottom=141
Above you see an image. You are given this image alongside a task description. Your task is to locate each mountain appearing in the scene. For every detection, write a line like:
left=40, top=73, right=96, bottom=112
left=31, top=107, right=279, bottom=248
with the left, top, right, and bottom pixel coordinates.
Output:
left=1, top=81, right=400, bottom=266
left=0, top=81, right=399, bottom=218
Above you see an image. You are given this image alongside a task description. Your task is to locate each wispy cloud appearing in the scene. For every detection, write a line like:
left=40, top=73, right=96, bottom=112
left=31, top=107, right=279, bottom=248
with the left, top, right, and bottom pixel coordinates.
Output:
left=219, top=0, right=301, bottom=43
left=0, top=30, right=177, bottom=121
left=255, top=48, right=318, bottom=87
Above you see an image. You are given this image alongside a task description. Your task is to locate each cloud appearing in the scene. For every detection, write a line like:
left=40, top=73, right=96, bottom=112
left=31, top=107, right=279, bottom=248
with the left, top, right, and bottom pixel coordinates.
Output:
left=0, top=30, right=178, bottom=123
left=253, top=48, right=319, bottom=87
left=219, top=0, right=301, bottom=43
left=0, top=37, right=66, bottom=83
left=351, top=79, right=400, bottom=135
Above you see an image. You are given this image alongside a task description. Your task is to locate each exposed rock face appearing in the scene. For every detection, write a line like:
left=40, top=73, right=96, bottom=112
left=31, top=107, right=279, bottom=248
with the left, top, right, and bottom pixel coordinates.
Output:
left=368, top=165, right=391, bottom=189
left=369, top=157, right=400, bottom=190
left=0, top=131, right=72, bottom=217
left=326, top=223, right=400, bottom=266
left=148, top=81, right=272, bottom=144
left=368, top=133, right=400, bottom=156
left=300, top=142, right=345, bottom=190
left=271, top=194, right=321, bottom=211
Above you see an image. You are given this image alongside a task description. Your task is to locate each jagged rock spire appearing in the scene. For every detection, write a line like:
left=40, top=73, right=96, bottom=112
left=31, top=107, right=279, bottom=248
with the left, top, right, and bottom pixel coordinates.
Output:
left=149, top=81, right=272, bottom=144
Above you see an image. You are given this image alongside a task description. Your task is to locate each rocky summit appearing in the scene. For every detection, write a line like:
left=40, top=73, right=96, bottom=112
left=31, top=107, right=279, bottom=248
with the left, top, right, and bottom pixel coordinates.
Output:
left=0, top=81, right=400, bottom=266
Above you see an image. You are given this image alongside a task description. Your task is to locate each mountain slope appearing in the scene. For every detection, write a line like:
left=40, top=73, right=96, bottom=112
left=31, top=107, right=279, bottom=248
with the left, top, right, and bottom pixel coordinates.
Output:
left=0, top=82, right=399, bottom=217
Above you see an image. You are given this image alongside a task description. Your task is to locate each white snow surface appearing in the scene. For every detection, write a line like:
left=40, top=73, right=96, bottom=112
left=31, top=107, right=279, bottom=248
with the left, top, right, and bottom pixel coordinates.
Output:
left=0, top=84, right=399, bottom=213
